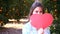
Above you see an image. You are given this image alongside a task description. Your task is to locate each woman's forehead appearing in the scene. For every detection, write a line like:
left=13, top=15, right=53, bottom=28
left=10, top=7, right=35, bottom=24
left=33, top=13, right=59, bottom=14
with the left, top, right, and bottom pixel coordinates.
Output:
left=34, top=7, right=43, bottom=11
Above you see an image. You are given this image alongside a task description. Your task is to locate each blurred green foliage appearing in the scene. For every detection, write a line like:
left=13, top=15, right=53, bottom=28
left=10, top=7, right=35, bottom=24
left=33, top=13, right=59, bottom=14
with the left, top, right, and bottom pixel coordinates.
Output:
left=0, top=0, right=60, bottom=34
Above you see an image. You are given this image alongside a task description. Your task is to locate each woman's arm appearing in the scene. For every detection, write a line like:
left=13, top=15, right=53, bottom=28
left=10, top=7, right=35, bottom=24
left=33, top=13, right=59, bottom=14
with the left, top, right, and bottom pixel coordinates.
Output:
left=22, top=22, right=38, bottom=34
left=44, top=27, right=50, bottom=34
left=22, top=23, right=32, bottom=34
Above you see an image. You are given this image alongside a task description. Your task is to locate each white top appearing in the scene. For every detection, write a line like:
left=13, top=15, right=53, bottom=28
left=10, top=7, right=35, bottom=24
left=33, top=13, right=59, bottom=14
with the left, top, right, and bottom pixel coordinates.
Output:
left=22, top=22, right=50, bottom=34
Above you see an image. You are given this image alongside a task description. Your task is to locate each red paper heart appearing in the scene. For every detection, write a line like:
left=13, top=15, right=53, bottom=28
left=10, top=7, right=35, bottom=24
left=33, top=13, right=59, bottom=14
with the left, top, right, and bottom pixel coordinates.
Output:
left=30, top=13, right=53, bottom=30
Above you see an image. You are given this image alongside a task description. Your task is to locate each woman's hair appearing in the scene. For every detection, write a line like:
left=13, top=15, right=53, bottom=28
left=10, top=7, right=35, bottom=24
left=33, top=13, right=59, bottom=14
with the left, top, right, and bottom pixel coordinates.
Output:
left=28, top=2, right=44, bottom=19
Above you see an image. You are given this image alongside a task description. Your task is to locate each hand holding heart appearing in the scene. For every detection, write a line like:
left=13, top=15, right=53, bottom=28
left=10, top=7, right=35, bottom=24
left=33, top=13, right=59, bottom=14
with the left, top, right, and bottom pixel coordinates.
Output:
left=30, top=13, right=53, bottom=30
left=38, top=28, right=43, bottom=34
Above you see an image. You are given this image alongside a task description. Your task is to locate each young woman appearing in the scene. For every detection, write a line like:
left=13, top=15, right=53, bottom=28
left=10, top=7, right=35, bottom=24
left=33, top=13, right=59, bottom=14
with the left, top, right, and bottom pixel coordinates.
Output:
left=22, top=1, right=50, bottom=34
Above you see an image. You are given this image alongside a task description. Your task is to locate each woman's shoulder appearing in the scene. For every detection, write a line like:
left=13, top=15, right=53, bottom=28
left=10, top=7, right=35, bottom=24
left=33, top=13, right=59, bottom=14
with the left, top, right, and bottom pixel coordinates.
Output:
left=24, top=22, right=30, bottom=26
left=23, top=22, right=32, bottom=28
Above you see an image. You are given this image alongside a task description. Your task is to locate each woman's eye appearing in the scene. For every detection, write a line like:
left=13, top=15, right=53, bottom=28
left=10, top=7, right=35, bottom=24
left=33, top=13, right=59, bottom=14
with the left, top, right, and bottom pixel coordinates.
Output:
left=40, top=11, right=42, bottom=13
left=36, top=11, right=38, bottom=13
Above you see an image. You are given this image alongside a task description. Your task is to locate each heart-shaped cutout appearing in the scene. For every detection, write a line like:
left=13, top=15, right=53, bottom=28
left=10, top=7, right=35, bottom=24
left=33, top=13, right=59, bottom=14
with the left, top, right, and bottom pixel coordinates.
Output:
left=30, top=13, right=53, bottom=30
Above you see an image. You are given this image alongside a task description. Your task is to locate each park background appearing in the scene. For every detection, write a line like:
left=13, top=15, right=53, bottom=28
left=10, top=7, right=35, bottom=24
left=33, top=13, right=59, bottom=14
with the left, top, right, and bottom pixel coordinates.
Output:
left=0, top=0, right=60, bottom=34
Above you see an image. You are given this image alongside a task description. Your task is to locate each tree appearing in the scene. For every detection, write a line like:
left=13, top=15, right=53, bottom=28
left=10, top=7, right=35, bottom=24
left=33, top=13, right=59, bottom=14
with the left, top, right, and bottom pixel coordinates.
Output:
left=42, top=0, right=60, bottom=34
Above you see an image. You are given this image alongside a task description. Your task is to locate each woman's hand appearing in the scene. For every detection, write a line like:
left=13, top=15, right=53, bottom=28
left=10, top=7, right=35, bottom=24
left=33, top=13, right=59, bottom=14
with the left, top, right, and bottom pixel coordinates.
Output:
left=38, top=28, right=44, bottom=34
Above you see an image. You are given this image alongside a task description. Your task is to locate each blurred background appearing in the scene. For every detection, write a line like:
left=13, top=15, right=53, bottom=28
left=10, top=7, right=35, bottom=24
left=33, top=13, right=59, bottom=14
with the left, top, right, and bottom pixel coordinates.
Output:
left=0, top=0, right=60, bottom=34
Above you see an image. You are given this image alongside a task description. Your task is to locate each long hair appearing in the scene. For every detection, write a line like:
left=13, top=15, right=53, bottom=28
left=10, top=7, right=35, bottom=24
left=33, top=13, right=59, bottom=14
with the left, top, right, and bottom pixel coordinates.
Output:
left=28, top=1, right=44, bottom=19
